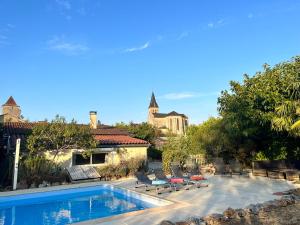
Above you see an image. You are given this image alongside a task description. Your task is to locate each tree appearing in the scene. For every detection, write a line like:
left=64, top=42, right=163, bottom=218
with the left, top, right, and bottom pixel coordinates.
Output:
left=162, top=135, right=190, bottom=173
left=187, top=118, right=233, bottom=159
left=272, top=74, right=300, bottom=136
left=115, top=122, right=160, bottom=144
left=218, top=56, right=300, bottom=162
left=27, top=115, right=97, bottom=160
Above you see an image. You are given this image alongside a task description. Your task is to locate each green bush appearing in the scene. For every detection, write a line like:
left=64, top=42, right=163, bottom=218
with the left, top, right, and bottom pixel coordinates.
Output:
left=162, top=136, right=189, bottom=173
left=19, top=156, right=67, bottom=187
left=95, top=158, right=146, bottom=180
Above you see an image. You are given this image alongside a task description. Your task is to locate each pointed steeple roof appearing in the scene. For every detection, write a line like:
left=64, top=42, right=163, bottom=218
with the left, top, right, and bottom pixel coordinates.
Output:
left=2, top=96, right=18, bottom=106
left=149, top=92, right=159, bottom=108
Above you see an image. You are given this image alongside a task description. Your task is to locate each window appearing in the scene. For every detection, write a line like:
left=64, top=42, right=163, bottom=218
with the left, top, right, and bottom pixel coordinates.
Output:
left=75, top=154, right=90, bottom=165
left=74, top=152, right=108, bottom=165
left=185, top=119, right=188, bottom=127
left=92, top=153, right=107, bottom=164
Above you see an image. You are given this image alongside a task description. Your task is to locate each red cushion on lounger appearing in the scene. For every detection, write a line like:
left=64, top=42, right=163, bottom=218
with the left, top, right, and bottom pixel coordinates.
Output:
left=170, top=178, right=184, bottom=183
left=190, top=175, right=207, bottom=181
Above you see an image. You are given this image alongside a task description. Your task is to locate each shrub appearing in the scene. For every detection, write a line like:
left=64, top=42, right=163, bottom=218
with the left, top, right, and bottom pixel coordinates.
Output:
left=19, top=155, right=67, bottom=187
left=95, top=158, right=146, bottom=180
left=162, top=136, right=189, bottom=173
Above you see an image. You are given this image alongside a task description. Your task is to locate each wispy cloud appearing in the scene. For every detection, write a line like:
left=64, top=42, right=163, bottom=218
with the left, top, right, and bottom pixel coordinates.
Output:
left=47, top=36, right=89, bottom=55
left=0, top=24, right=15, bottom=47
left=248, top=13, right=254, bottom=19
left=6, top=23, right=15, bottom=29
left=161, top=92, right=220, bottom=100
left=124, top=41, right=150, bottom=53
left=55, top=0, right=71, bottom=10
left=207, top=19, right=226, bottom=29
left=55, top=0, right=72, bottom=20
left=177, top=31, right=189, bottom=40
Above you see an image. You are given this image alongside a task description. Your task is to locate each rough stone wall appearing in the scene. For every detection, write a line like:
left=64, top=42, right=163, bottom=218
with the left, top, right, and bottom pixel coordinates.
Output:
left=148, top=107, right=159, bottom=125
left=160, top=188, right=300, bottom=225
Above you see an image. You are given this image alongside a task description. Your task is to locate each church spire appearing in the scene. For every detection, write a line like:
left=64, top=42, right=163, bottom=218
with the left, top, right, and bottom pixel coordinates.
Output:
left=149, top=92, right=159, bottom=108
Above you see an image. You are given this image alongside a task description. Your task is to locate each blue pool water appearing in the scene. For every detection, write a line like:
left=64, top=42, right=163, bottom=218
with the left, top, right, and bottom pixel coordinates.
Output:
left=0, top=185, right=156, bottom=225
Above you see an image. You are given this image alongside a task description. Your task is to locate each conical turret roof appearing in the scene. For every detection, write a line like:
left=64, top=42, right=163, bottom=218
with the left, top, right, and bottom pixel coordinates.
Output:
left=149, top=92, right=159, bottom=108
left=3, top=96, right=18, bottom=106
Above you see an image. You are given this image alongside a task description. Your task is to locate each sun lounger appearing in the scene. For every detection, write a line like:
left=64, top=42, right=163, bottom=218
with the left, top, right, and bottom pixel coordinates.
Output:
left=154, top=169, right=180, bottom=191
left=189, top=167, right=207, bottom=181
left=170, top=164, right=203, bottom=188
left=134, top=171, right=171, bottom=194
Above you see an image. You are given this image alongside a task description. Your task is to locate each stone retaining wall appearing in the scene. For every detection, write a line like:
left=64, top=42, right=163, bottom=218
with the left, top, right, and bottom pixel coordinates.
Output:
left=160, top=189, right=300, bottom=225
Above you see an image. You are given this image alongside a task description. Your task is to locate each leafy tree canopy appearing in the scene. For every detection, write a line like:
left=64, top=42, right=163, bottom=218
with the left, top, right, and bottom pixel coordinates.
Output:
left=218, top=56, right=300, bottom=162
left=27, top=115, right=97, bottom=160
left=115, top=122, right=160, bottom=145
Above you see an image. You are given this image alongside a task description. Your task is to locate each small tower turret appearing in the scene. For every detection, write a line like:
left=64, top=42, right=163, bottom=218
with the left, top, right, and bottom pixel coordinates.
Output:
left=148, top=92, right=159, bottom=125
left=1, top=96, right=22, bottom=122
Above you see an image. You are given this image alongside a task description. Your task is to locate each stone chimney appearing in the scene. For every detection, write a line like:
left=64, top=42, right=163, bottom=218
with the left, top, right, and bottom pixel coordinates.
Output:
left=89, top=111, right=97, bottom=129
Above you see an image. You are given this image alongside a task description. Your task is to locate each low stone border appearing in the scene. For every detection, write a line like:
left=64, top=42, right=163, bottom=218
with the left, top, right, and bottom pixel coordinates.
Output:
left=160, top=188, right=300, bottom=225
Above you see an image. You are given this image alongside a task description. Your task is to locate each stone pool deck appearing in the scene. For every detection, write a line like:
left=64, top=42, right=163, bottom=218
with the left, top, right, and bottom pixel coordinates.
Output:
left=0, top=175, right=299, bottom=225
left=103, top=175, right=299, bottom=225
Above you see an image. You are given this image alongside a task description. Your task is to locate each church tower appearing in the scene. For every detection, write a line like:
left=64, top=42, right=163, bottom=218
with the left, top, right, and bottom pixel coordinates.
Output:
left=148, top=92, right=159, bottom=125
left=1, top=96, right=22, bottom=122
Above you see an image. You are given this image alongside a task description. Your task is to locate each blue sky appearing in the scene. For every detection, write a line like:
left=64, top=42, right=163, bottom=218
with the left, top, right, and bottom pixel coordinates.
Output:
left=1, top=0, right=300, bottom=125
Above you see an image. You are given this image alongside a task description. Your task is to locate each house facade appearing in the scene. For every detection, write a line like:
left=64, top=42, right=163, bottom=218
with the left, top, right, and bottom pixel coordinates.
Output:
left=148, top=93, right=188, bottom=135
left=0, top=97, right=149, bottom=168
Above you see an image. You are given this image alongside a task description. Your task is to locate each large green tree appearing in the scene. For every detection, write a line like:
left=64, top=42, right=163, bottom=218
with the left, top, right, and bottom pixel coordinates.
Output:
left=218, top=56, right=300, bottom=162
left=27, top=115, right=96, bottom=160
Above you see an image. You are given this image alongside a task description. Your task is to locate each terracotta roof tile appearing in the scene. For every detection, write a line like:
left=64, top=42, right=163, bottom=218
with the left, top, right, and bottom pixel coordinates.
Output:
left=94, top=135, right=148, bottom=145
left=2, top=122, right=148, bottom=147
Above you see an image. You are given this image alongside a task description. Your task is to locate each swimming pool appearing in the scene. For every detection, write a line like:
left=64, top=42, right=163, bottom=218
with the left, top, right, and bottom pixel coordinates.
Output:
left=0, top=185, right=170, bottom=225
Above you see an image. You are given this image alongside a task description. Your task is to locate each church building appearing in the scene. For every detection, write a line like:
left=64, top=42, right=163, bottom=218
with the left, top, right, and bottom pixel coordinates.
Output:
left=147, top=93, right=188, bottom=135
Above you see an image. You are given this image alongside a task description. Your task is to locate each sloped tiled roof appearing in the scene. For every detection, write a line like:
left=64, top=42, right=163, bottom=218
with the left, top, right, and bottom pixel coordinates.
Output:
left=90, top=127, right=128, bottom=135
left=153, top=113, right=168, bottom=118
left=2, top=122, right=148, bottom=147
left=2, top=96, right=18, bottom=106
left=153, top=111, right=188, bottom=118
left=167, top=111, right=188, bottom=118
left=94, top=135, right=148, bottom=145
